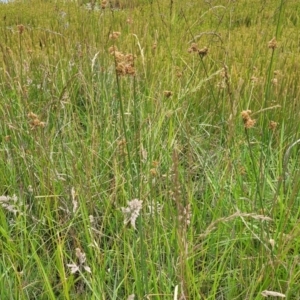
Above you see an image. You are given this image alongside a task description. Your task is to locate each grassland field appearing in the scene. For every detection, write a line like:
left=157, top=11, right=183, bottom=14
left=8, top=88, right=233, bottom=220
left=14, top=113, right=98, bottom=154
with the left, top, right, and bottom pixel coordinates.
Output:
left=0, top=0, right=300, bottom=299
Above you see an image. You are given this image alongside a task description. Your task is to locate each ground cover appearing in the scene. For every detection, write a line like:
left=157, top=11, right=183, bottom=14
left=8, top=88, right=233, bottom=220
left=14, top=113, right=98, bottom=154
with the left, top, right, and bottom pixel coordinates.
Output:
left=0, top=0, right=299, bottom=299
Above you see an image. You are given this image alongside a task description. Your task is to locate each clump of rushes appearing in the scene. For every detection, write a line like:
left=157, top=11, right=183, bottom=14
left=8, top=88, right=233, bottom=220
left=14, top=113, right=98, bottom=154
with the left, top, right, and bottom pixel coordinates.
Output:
left=109, top=46, right=136, bottom=76
left=241, top=110, right=256, bottom=129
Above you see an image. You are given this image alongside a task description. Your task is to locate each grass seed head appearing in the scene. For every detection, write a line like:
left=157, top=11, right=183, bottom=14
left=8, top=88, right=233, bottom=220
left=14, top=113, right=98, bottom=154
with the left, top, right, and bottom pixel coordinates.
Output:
left=101, top=0, right=107, bottom=9
left=268, top=37, right=277, bottom=49
left=198, top=46, right=208, bottom=57
left=121, top=199, right=143, bottom=229
left=109, top=31, right=121, bottom=40
left=269, top=121, right=278, bottom=131
left=164, top=90, right=173, bottom=98
left=17, top=24, right=25, bottom=34
left=188, top=43, right=198, bottom=53
left=241, top=110, right=256, bottom=129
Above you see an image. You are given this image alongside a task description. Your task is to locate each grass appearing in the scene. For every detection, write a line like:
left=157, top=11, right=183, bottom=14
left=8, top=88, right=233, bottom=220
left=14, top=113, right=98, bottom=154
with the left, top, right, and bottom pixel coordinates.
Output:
left=0, top=0, right=300, bottom=299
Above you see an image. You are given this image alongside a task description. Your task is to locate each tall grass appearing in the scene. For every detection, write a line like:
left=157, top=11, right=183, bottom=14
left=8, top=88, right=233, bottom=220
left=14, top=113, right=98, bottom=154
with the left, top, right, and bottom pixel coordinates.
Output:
left=0, top=0, right=300, bottom=299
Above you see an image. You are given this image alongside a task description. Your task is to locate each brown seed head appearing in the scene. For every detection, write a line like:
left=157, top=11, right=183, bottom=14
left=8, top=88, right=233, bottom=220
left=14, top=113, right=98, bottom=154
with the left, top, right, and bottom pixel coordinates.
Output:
left=188, top=43, right=198, bottom=53
left=164, top=91, right=173, bottom=98
left=109, top=31, right=121, bottom=40
left=198, top=46, right=208, bottom=57
left=101, top=0, right=107, bottom=8
left=108, top=45, right=118, bottom=54
left=241, top=110, right=256, bottom=129
left=269, top=121, right=278, bottom=131
left=17, top=24, right=25, bottom=34
left=28, top=112, right=38, bottom=119
left=271, top=78, right=278, bottom=86
left=268, top=37, right=277, bottom=49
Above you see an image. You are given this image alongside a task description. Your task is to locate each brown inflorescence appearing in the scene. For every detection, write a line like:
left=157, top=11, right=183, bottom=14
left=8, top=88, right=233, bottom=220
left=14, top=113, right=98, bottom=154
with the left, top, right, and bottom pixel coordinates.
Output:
left=269, top=121, right=278, bottom=131
left=241, top=110, right=256, bottom=129
left=28, top=112, right=46, bottom=129
left=163, top=91, right=173, bottom=98
left=109, top=31, right=121, bottom=40
left=17, top=24, right=25, bottom=34
left=109, top=46, right=136, bottom=76
left=268, top=37, right=277, bottom=49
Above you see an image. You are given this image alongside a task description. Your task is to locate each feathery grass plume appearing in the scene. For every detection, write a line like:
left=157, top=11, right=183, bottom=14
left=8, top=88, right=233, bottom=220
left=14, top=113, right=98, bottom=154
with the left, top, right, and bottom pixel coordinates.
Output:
left=71, top=187, right=78, bottom=213
left=178, top=204, right=192, bottom=227
left=67, top=248, right=91, bottom=274
left=0, top=194, right=22, bottom=215
left=261, top=290, right=285, bottom=298
left=268, top=37, right=277, bottom=49
left=121, top=199, right=143, bottom=229
left=241, top=110, right=256, bottom=129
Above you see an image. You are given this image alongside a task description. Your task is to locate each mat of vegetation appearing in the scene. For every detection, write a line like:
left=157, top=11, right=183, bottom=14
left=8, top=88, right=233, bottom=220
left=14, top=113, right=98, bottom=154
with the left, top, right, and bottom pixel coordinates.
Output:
left=0, top=0, right=299, bottom=299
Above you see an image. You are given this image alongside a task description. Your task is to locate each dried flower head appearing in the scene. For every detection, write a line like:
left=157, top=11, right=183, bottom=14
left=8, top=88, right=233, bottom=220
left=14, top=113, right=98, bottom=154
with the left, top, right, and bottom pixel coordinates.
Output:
left=109, top=47, right=136, bottom=76
left=271, top=78, right=278, bottom=86
left=121, top=199, right=143, bottom=229
left=109, top=31, right=121, bottom=40
left=28, top=112, right=46, bottom=129
left=269, top=121, right=278, bottom=131
left=188, top=43, right=198, bottom=53
left=250, top=76, right=258, bottom=83
left=108, top=45, right=118, bottom=54
left=0, top=194, right=21, bottom=215
left=17, top=24, right=25, bottom=34
left=268, top=37, right=277, bottom=49
left=176, top=70, right=183, bottom=78
left=164, top=90, right=173, bottom=98
left=198, top=46, right=208, bottom=57
left=126, top=18, right=133, bottom=24
left=241, top=110, right=256, bottom=129
left=67, top=248, right=91, bottom=274
left=101, top=0, right=107, bottom=9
